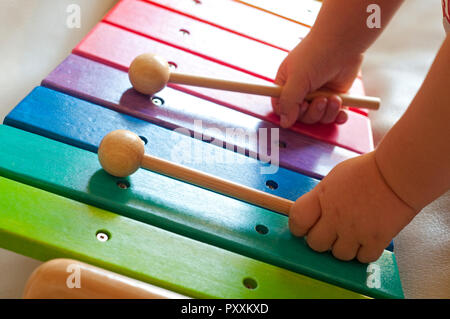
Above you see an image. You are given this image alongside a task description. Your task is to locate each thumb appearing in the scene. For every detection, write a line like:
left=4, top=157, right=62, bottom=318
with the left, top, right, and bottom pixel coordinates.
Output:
left=271, top=61, right=287, bottom=116
left=279, top=76, right=310, bottom=128
left=289, top=189, right=322, bottom=237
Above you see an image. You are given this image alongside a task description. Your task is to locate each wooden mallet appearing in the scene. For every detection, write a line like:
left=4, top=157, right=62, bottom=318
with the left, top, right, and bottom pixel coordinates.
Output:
left=98, top=130, right=293, bottom=215
left=128, top=53, right=381, bottom=110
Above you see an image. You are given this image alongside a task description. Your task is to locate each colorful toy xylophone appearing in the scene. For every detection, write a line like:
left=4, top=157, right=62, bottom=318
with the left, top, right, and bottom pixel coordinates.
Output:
left=0, top=0, right=402, bottom=298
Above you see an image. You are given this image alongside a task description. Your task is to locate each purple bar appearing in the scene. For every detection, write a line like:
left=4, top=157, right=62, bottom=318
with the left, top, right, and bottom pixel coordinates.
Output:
left=42, top=54, right=358, bottom=179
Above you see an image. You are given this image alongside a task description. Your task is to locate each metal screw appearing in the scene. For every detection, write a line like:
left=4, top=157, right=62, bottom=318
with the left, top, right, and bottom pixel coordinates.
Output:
left=151, top=97, right=164, bottom=106
left=116, top=181, right=129, bottom=189
left=96, top=232, right=109, bottom=242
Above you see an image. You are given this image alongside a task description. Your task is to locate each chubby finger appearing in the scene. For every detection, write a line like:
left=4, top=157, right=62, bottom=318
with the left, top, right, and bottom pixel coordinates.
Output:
left=271, top=97, right=281, bottom=115
left=279, top=77, right=309, bottom=128
left=272, top=62, right=288, bottom=116
left=335, top=109, right=348, bottom=124
left=299, top=97, right=328, bottom=124
left=305, top=219, right=337, bottom=253
left=320, top=95, right=343, bottom=124
left=356, top=244, right=385, bottom=263
left=331, top=236, right=360, bottom=261
left=297, top=101, right=310, bottom=121
left=289, top=190, right=322, bottom=237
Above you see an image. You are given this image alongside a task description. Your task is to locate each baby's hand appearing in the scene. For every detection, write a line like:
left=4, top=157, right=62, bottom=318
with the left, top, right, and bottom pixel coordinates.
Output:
left=272, top=35, right=364, bottom=127
left=289, top=152, right=417, bottom=263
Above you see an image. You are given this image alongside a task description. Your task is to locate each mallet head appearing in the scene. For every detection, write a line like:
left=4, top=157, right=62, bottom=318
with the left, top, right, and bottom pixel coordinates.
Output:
left=98, top=130, right=145, bottom=177
left=128, top=53, right=170, bottom=95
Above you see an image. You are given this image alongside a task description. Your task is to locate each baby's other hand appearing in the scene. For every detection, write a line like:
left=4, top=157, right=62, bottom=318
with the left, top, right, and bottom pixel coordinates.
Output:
left=289, top=152, right=417, bottom=263
left=272, top=35, right=364, bottom=128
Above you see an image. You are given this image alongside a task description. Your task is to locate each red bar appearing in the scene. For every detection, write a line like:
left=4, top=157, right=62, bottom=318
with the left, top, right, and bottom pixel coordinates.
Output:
left=143, top=0, right=309, bottom=52
left=104, top=0, right=287, bottom=82
left=74, top=23, right=373, bottom=153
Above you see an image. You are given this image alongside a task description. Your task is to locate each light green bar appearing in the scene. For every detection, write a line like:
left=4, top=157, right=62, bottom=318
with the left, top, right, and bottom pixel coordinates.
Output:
left=0, top=176, right=368, bottom=299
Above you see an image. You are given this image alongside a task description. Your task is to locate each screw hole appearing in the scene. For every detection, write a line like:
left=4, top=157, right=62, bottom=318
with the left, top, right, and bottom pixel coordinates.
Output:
left=278, top=141, right=287, bottom=148
left=96, top=230, right=111, bottom=242
left=179, top=28, right=190, bottom=36
left=139, top=136, right=148, bottom=145
left=255, top=224, right=269, bottom=235
left=243, top=277, right=258, bottom=290
left=168, top=61, right=178, bottom=70
left=265, top=180, right=278, bottom=190
left=117, top=180, right=130, bottom=190
left=151, top=96, right=164, bottom=106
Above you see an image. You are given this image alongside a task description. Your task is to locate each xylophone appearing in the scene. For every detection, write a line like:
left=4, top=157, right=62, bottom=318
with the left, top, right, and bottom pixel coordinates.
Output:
left=0, top=0, right=402, bottom=298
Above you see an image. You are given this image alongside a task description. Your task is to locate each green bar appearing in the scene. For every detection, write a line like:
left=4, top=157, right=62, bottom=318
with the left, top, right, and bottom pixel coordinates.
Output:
left=0, top=125, right=403, bottom=298
left=0, top=176, right=368, bottom=298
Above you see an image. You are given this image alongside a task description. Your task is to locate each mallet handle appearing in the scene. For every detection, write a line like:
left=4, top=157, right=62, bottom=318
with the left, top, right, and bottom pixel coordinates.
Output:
left=141, top=153, right=293, bottom=215
left=169, top=72, right=380, bottom=110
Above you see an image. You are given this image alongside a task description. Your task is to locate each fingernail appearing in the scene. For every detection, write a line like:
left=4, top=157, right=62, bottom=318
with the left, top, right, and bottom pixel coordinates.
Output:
left=336, top=111, right=347, bottom=124
left=317, top=100, right=326, bottom=112
left=330, top=100, right=340, bottom=110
